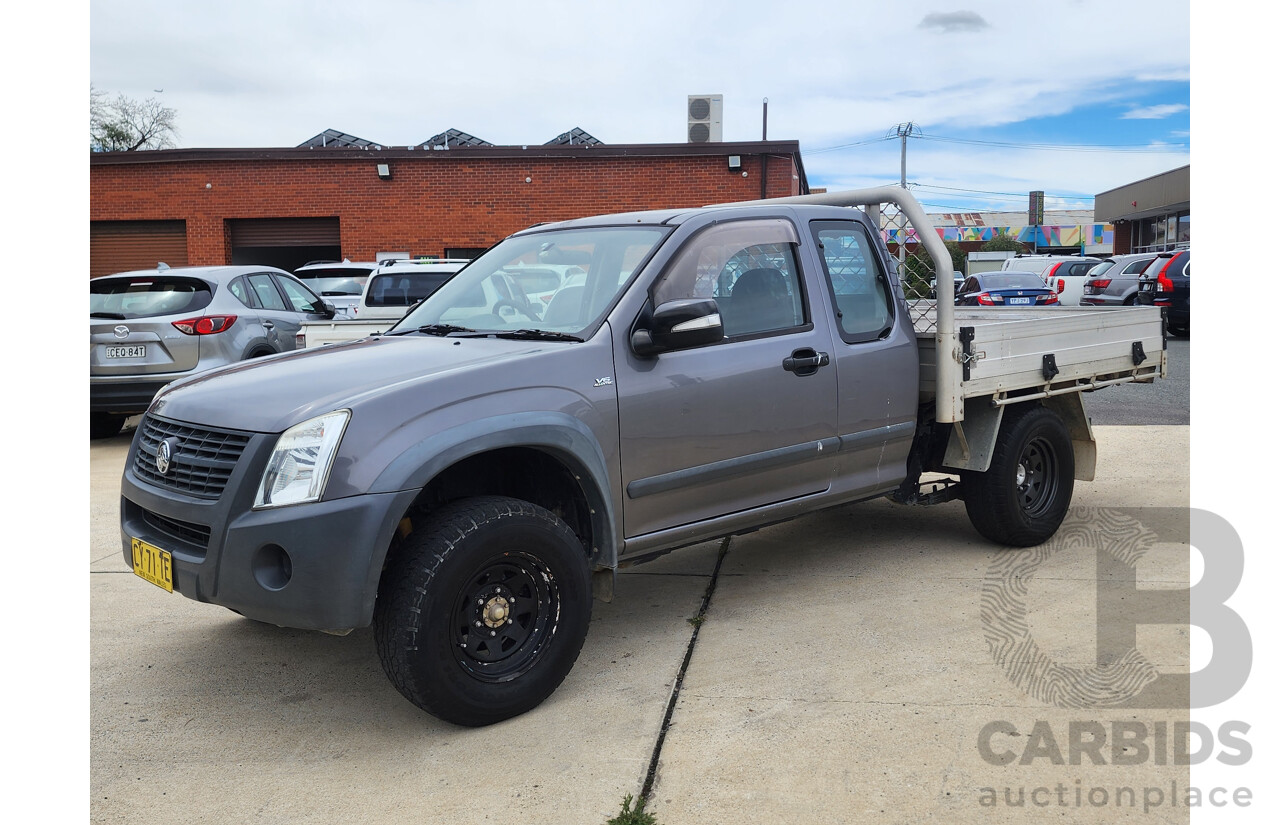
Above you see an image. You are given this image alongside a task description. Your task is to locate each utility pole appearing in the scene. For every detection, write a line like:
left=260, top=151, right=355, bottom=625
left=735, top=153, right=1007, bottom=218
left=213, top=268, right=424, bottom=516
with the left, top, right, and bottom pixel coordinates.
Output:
left=895, top=122, right=919, bottom=188
left=760, top=98, right=769, bottom=199
left=893, top=122, right=919, bottom=268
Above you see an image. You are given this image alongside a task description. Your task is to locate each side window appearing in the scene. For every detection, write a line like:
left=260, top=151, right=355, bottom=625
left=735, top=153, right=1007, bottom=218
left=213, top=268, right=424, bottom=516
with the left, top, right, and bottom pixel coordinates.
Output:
left=653, top=218, right=806, bottom=339
left=275, top=275, right=322, bottom=313
left=228, top=276, right=258, bottom=308
left=247, top=273, right=287, bottom=311
left=810, top=221, right=893, bottom=343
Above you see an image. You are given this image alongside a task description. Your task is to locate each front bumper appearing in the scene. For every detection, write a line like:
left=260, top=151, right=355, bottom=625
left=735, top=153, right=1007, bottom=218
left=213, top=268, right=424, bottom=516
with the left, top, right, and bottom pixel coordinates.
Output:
left=120, top=424, right=419, bottom=630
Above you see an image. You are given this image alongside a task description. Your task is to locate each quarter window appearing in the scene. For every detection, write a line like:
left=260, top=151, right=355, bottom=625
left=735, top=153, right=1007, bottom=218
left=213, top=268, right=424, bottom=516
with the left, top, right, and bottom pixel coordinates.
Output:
left=810, top=221, right=894, bottom=342
left=228, top=277, right=256, bottom=308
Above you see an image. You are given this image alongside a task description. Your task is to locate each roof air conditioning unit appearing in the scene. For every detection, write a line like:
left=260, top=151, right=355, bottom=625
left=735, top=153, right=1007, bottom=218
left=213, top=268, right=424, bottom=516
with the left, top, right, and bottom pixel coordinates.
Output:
left=687, top=95, right=723, bottom=143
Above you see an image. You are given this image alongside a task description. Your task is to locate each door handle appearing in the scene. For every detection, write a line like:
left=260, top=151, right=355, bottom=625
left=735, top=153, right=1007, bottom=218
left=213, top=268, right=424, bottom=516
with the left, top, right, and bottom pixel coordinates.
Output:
left=783, top=348, right=829, bottom=376
left=262, top=321, right=275, bottom=329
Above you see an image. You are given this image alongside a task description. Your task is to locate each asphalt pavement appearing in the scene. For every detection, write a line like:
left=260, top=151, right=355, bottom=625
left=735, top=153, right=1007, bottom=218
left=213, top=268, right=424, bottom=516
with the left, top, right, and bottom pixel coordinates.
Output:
left=1084, top=335, right=1188, bottom=425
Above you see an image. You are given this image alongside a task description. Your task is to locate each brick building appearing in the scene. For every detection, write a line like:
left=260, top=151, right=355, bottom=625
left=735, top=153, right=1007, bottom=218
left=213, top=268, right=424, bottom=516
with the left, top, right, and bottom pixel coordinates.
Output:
left=89, top=141, right=808, bottom=277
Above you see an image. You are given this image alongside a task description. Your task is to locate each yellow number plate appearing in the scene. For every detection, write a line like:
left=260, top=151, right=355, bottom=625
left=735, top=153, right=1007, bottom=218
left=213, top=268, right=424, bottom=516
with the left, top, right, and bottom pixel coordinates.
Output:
left=131, top=538, right=174, bottom=593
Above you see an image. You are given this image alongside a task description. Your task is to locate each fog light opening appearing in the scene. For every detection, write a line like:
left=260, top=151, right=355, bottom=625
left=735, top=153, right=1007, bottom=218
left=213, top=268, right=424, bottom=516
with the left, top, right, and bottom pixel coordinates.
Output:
left=252, top=544, right=293, bottom=591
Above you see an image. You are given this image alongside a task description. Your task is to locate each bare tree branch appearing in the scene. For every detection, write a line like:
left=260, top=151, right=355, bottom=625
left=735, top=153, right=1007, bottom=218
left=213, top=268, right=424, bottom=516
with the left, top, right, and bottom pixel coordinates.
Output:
left=91, top=85, right=179, bottom=152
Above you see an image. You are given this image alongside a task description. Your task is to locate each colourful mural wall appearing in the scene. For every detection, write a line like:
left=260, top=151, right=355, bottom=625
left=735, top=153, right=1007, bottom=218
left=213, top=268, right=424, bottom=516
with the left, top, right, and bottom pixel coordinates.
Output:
left=885, top=224, right=1114, bottom=248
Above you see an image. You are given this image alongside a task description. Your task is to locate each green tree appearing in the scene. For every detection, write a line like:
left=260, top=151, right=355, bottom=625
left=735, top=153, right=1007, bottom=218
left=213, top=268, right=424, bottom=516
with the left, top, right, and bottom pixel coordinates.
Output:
left=91, top=84, right=178, bottom=152
left=980, top=231, right=1026, bottom=254
left=895, top=238, right=966, bottom=298
left=943, top=238, right=966, bottom=273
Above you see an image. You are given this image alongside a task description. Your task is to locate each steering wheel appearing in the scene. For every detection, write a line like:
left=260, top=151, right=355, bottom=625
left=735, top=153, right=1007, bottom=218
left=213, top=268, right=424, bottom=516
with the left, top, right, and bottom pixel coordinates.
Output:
left=492, top=300, right=540, bottom=322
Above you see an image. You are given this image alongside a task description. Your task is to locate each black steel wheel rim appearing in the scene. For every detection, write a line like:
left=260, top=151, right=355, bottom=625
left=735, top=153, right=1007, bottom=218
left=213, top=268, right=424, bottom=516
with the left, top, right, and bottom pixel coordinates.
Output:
left=1016, top=436, right=1058, bottom=518
left=451, top=552, right=560, bottom=682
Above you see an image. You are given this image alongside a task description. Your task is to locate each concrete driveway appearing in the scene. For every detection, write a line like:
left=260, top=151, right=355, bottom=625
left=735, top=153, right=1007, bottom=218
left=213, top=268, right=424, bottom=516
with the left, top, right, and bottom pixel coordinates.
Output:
left=91, top=425, right=1190, bottom=824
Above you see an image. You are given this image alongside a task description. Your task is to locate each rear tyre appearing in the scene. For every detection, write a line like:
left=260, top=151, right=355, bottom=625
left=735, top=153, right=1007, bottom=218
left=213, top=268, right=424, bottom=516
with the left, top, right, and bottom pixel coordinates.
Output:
left=1168, top=324, right=1189, bottom=337
left=961, top=404, right=1074, bottom=547
left=90, top=412, right=126, bottom=440
left=374, top=496, right=592, bottom=726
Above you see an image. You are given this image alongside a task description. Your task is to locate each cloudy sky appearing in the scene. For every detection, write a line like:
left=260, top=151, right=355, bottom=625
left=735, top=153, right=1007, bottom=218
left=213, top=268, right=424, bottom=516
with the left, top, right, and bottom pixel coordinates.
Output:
left=88, top=0, right=1190, bottom=213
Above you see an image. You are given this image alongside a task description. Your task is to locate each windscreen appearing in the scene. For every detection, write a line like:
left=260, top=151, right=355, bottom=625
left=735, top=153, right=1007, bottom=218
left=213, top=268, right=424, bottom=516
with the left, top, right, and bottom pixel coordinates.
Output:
left=366, top=272, right=457, bottom=306
left=399, top=226, right=669, bottom=335
left=89, top=276, right=213, bottom=319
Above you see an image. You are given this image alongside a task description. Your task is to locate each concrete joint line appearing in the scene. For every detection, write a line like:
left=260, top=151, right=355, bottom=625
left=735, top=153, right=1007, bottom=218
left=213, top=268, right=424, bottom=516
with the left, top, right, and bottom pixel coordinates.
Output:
left=639, top=535, right=732, bottom=804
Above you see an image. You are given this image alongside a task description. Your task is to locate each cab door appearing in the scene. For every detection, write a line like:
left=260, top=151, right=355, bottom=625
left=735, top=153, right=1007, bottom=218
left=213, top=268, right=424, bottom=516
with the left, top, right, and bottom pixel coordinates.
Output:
left=808, top=219, right=919, bottom=494
left=617, top=217, right=840, bottom=538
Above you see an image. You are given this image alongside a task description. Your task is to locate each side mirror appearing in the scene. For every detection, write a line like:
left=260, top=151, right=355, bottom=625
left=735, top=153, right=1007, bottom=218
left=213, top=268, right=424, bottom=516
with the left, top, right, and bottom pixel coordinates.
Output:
left=317, top=300, right=337, bottom=319
left=631, top=298, right=723, bottom=356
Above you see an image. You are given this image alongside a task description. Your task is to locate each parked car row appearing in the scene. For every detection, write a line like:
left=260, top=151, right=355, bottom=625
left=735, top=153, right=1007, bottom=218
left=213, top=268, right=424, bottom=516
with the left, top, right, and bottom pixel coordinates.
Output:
left=88, top=256, right=484, bottom=438
left=975, top=251, right=1191, bottom=336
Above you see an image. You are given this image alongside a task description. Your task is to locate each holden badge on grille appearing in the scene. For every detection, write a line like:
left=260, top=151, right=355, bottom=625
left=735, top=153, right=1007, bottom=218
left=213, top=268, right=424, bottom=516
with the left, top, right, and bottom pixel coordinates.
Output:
left=156, top=438, right=179, bottom=475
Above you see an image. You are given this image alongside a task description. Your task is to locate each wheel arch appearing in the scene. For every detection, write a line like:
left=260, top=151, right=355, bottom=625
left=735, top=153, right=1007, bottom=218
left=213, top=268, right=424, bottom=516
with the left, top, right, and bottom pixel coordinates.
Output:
left=369, top=412, right=618, bottom=574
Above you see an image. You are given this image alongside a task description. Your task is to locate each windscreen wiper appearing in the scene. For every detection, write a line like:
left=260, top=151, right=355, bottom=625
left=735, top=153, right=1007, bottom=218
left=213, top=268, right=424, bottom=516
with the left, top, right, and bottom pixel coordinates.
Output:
left=387, top=323, right=477, bottom=337
left=90, top=312, right=127, bottom=319
left=493, top=329, right=584, bottom=342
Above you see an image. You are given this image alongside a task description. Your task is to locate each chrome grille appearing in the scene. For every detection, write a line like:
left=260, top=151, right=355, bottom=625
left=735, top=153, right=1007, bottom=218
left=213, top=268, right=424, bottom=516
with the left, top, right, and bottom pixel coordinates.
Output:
left=133, top=415, right=253, bottom=499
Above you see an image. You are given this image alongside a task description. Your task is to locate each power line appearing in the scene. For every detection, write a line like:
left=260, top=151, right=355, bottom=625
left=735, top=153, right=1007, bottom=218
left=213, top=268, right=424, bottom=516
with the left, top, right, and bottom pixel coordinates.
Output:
left=912, top=183, right=1094, bottom=201
left=806, top=135, right=895, bottom=155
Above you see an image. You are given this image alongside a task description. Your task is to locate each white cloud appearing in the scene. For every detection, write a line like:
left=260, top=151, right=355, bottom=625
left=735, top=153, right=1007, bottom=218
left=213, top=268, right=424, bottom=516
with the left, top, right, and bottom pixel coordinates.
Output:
left=1122, top=104, right=1190, bottom=120
left=88, top=0, right=1190, bottom=196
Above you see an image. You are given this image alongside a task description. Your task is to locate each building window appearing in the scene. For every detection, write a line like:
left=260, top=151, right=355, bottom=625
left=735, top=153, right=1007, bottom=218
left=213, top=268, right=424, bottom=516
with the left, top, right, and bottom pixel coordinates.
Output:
left=1133, top=212, right=1189, bottom=254
left=445, top=247, right=487, bottom=260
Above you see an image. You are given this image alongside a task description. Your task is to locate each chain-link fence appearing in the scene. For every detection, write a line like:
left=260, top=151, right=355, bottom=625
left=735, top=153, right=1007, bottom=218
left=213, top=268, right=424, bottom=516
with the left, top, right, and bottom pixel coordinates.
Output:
left=875, top=200, right=950, bottom=335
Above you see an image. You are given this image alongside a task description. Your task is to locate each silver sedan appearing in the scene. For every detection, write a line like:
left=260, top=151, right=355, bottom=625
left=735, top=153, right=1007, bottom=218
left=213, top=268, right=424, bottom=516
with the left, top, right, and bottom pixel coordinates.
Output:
left=90, top=264, right=335, bottom=438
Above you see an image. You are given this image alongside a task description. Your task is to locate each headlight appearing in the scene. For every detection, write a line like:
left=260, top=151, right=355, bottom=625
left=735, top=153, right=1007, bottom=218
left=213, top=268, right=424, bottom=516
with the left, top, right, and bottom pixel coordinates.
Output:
left=254, top=410, right=350, bottom=509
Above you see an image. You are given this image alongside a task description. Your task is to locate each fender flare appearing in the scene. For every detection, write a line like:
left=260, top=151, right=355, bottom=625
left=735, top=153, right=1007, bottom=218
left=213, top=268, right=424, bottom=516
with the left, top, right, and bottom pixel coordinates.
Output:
left=370, top=411, right=619, bottom=568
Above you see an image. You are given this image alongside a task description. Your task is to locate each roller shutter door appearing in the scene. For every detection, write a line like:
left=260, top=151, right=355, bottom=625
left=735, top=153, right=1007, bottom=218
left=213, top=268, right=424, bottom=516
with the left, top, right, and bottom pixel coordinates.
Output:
left=90, top=221, right=188, bottom=278
left=229, top=217, right=340, bottom=247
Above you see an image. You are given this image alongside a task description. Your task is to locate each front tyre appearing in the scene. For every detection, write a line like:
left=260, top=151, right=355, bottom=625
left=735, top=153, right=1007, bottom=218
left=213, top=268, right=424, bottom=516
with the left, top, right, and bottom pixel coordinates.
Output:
left=374, top=496, right=592, bottom=726
left=961, top=404, right=1074, bottom=546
